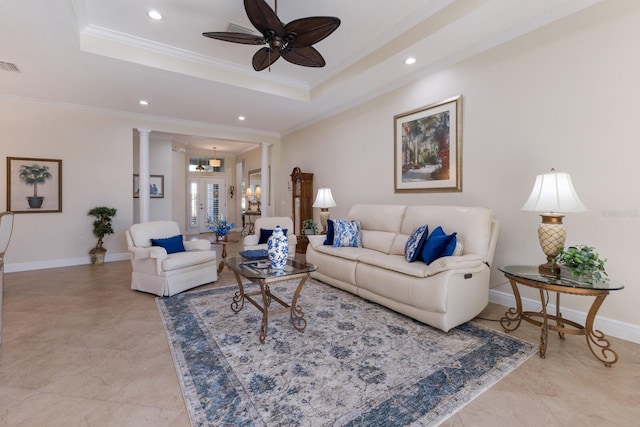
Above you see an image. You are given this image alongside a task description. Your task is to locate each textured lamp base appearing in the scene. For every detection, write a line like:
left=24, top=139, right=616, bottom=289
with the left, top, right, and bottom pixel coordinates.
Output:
left=319, top=209, right=330, bottom=235
left=537, top=214, right=565, bottom=275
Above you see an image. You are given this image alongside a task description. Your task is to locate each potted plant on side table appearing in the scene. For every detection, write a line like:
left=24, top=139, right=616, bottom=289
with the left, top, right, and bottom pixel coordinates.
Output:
left=88, top=206, right=117, bottom=264
left=553, top=245, right=607, bottom=283
left=302, top=219, right=318, bottom=236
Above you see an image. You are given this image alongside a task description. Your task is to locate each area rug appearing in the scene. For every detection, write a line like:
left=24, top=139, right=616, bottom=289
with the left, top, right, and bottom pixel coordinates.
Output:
left=157, top=279, right=536, bottom=426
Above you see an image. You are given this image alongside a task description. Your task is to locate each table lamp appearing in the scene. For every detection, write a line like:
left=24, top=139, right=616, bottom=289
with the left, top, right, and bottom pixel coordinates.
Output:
left=521, top=168, right=587, bottom=275
left=246, top=188, right=253, bottom=211
left=312, top=187, right=337, bottom=234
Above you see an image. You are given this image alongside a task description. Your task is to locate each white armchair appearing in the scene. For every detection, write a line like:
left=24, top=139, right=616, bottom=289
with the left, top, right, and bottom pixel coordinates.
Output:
left=126, top=220, right=217, bottom=297
left=243, top=216, right=297, bottom=256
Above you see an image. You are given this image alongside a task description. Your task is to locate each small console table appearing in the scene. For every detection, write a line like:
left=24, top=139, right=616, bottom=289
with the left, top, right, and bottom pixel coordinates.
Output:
left=499, top=265, right=623, bottom=367
left=242, top=211, right=261, bottom=237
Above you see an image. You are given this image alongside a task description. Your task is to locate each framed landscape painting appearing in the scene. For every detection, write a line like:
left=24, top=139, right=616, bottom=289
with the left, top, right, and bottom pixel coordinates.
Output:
left=6, top=157, right=62, bottom=213
left=394, top=95, right=462, bottom=192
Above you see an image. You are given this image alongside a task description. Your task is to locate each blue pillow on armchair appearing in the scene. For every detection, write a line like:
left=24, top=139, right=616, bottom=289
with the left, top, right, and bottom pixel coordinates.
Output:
left=420, top=226, right=457, bottom=265
left=258, top=228, right=288, bottom=244
left=151, top=235, right=186, bottom=254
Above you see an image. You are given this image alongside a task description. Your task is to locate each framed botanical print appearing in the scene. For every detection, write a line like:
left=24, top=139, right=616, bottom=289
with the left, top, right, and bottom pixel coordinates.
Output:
left=7, top=157, right=62, bottom=213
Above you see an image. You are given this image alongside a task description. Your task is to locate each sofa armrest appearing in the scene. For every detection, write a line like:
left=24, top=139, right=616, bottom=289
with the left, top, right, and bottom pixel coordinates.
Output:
left=244, top=234, right=260, bottom=246
left=424, top=254, right=486, bottom=277
left=184, top=239, right=210, bottom=251
left=129, top=246, right=168, bottom=260
left=307, top=235, right=326, bottom=248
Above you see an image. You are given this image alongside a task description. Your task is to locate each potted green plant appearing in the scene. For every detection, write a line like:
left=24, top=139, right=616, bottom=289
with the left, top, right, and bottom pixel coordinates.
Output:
left=88, top=206, right=117, bottom=264
left=302, top=219, right=318, bottom=236
left=553, top=245, right=607, bottom=282
left=18, top=163, right=52, bottom=208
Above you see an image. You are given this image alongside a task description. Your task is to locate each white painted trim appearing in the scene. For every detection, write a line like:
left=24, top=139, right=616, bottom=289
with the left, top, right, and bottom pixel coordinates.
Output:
left=489, top=289, right=640, bottom=345
left=4, top=253, right=130, bottom=273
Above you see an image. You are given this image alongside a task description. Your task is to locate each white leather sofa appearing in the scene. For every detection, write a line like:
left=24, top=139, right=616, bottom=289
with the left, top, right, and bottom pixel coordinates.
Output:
left=243, top=216, right=297, bottom=256
left=306, top=204, right=499, bottom=332
left=126, top=220, right=217, bottom=297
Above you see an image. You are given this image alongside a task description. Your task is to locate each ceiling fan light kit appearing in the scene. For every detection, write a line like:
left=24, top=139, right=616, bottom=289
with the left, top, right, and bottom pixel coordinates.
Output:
left=203, top=0, right=340, bottom=71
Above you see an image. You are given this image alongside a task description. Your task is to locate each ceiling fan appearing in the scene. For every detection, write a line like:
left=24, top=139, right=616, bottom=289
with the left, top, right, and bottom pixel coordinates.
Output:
left=203, top=0, right=340, bottom=71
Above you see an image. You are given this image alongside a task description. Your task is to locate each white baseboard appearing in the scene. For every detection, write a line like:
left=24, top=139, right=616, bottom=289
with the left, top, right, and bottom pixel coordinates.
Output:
left=4, top=252, right=130, bottom=273
left=489, top=289, right=640, bottom=345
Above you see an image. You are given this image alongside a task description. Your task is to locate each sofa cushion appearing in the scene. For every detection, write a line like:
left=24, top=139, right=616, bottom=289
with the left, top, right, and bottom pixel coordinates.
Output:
left=333, top=220, right=361, bottom=248
left=401, top=206, right=492, bottom=258
left=348, top=204, right=407, bottom=233
left=360, top=230, right=397, bottom=254
left=421, top=226, right=457, bottom=265
left=405, top=225, right=428, bottom=262
left=151, top=235, right=185, bottom=254
left=161, top=250, right=217, bottom=272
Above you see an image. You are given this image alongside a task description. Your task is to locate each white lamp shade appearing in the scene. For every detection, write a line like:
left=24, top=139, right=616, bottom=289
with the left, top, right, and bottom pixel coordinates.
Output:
left=521, top=170, right=587, bottom=214
left=313, top=187, right=337, bottom=208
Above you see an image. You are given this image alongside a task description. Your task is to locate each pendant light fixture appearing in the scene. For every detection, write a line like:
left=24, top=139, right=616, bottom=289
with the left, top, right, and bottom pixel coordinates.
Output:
left=209, top=147, right=221, bottom=168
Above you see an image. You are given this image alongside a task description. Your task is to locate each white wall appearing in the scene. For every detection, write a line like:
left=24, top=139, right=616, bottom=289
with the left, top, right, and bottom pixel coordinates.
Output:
left=281, top=2, right=640, bottom=330
left=0, top=99, right=280, bottom=271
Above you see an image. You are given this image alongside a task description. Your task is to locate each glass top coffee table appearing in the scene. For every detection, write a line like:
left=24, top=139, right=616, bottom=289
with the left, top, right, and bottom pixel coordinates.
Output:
left=499, top=265, right=624, bottom=366
left=223, top=256, right=318, bottom=343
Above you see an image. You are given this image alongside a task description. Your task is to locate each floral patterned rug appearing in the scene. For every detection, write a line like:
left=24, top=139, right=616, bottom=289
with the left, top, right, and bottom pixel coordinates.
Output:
left=157, top=279, right=536, bottom=426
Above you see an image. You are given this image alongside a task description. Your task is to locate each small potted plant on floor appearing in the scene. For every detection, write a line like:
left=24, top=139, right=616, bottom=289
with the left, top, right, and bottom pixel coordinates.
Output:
left=553, top=245, right=607, bottom=282
left=88, top=206, right=117, bottom=264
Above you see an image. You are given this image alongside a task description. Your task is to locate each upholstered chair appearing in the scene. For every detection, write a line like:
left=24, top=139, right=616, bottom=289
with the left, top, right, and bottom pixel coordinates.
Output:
left=0, top=211, right=15, bottom=345
left=126, top=220, right=217, bottom=297
left=243, top=216, right=297, bottom=256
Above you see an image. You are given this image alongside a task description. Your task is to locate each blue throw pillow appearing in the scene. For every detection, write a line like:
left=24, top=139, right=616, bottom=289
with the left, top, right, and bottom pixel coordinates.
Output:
left=405, top=225, right=428, bottom=262
left=239, top=249, right=268, bottom=260
left=332, top=219, right=361, bottom=248
left=323, top=219, right=335, bottom=245
left=420, top=226, right=457, bottom=265
left=151, top=234, right=186, bottom=254
left=258, top=228, right=288, bottom=244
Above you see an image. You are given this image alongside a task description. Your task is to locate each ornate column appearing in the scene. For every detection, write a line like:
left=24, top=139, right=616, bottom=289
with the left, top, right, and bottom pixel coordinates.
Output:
left=137, top=129, right=151, bottom=223
left=260, top=143, right=270, bottom=217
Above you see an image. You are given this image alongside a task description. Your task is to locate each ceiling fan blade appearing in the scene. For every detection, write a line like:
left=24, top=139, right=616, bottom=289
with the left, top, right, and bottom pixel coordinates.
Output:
left=285, top=17, right=341, bottom=47
left=282, top=46, right=325, bottom=68
left=252, top=47, right=281, bottom=71
left=244, top=0, right=285, bottom=37
left=202, top=32, right=266, bottom=45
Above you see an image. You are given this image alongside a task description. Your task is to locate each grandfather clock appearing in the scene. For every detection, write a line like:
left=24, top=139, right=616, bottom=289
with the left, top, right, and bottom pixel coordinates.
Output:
left=290, top=167, right=313, bottom=253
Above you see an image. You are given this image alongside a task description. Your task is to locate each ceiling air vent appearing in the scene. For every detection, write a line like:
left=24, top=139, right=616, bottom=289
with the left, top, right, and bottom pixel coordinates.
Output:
left=0, top=61, right=20, bottom=72
left=226, top=22, right=256, bottom=35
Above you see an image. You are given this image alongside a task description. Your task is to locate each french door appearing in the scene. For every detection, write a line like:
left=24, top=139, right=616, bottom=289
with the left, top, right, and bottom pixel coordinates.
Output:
left=189, top=177, right=227, bottom=233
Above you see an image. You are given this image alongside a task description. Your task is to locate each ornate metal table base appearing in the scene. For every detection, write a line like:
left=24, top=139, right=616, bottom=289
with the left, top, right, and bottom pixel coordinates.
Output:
left=500, top=274, right=619, bottom=367
left=230, top=270, right=309, bottom=343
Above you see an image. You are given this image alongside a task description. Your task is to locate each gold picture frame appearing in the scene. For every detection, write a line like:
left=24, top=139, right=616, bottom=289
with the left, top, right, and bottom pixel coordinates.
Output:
left=394, top=95, right=462, bottom=192
left=6, top=157, right=62, bottom=213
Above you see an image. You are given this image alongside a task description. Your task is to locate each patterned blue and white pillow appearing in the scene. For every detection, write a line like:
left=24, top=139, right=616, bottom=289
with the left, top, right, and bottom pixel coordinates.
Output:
left=332, top=219, right=361, bottom=248
left=405, top=225, right=428, bottom=262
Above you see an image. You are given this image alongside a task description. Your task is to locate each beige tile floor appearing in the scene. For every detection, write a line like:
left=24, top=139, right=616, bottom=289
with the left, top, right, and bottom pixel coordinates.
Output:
left=1, top=232, right=639, bottom=426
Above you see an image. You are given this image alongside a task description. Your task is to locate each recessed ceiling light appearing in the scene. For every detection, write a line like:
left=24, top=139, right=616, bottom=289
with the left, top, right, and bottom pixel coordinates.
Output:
left=238, top=116, right=246, bottom=121
left=148, top=10, right=163, bottom=20
left=404, top=57, right=416, bottom=65
left=139, top=100, right=149, bottom=106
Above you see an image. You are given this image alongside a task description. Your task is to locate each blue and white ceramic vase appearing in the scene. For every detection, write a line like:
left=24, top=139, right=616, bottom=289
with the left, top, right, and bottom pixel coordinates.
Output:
left=267, top=225, right=288, bottom=269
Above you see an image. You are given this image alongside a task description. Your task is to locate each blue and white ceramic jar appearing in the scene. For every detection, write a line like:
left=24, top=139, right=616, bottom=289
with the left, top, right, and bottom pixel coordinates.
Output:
left=267, top=225, right=288, bottom=269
